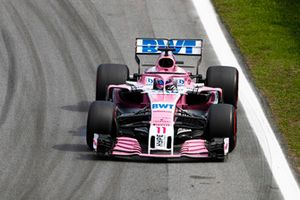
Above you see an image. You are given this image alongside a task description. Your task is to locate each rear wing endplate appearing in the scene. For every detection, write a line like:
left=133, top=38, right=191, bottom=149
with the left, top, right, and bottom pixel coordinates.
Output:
left=135, top=38, right=203, bottom=74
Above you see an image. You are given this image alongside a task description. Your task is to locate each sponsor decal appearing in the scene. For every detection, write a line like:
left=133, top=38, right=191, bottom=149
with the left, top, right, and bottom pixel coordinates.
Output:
left=153, top=124, right=171, bottom=127
left=146, top=77, right=154, bottom=85
left=156, top=135, right=165, bottom=147
left=175, top=78, right=185, bottom=86
left=169, top=40, right=197, bottom=54
left=153, top=117, right=172, bottom=125
left=177, top=128, right=192, bottom=134
left=93, top=134, right=99, bottom=150
left=136, top=39, right=202, bottom=55
left=153, top=110, right=172, bottom=113
left=152, top=103, right=174, bottom=110
left=224, top=138, right=229, bottom=155
left=141, top=39, right=167, bottom=53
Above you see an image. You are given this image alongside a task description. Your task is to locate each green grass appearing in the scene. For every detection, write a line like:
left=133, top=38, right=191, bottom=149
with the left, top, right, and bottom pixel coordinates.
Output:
left=212, top=0, right=300, bottom=168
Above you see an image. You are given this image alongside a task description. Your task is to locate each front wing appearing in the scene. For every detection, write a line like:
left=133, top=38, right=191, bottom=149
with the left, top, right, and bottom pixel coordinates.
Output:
left=93, top=135, right=229, bottom=161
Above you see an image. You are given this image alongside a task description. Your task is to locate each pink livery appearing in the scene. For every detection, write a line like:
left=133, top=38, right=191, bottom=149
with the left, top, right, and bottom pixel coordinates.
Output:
left=88, top=38, right=238, bottom=161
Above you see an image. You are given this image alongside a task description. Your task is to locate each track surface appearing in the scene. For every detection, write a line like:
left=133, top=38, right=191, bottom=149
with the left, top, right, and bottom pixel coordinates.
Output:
left=0, top=0, right=284, bottom=199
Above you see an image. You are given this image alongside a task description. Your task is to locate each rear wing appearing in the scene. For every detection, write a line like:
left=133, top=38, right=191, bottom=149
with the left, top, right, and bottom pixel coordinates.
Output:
left=135, top=38, right=203, bottom=74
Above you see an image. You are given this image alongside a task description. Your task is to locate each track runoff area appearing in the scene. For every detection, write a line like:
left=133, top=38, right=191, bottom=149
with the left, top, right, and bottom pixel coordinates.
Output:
left=192, top=0, right=300, bottom=199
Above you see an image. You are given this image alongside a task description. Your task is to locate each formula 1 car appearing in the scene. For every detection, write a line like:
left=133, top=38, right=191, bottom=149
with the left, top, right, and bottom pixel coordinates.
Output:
left=86, top=38, right=238, bottom=161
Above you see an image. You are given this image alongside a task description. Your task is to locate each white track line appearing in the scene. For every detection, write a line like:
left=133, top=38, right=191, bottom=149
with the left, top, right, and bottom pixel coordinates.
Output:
left=192, top=0, right=300, bottom=199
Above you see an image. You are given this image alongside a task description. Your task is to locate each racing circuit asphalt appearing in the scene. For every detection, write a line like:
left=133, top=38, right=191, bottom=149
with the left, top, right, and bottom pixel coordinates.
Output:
left=0, top=0, right=287, bottom=199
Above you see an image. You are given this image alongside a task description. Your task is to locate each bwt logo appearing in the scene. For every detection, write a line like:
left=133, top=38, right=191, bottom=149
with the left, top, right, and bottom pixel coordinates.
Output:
left=152, top=103, right=174, bottom=109
left=142, top=39, right=196, bottom=54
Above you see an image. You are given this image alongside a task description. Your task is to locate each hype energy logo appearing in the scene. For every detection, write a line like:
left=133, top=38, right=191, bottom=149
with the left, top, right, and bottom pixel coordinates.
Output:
left=136, top=39, right=202, bottom=55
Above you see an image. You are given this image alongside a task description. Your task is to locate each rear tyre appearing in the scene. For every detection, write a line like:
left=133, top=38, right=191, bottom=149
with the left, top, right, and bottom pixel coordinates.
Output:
left=206, top=66, right=239, bottom=107
left=205, top=104, right=237, bottom=152
left=86, top=101, right=115, bottom=150
left=96, top=64, right=129, bottom=100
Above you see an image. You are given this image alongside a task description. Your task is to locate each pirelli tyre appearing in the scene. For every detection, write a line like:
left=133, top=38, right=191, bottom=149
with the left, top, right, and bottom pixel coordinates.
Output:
left=86, top=101, right=115, bottom=150
left=205, top=104, right=237, bottom=152
left=96, top=64, right=129, bottom=100
left=205, top=66, right=239, bottom=108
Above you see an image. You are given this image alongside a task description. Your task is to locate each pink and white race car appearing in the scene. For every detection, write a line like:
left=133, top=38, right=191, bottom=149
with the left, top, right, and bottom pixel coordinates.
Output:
left=86, top=38, right=238, bottom=161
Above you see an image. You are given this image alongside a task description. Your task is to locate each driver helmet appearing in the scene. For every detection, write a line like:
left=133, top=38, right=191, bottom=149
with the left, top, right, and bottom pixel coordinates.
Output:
left=165, top=78, right=177, bottom=91
left=153, top=78, right=164, bottom=90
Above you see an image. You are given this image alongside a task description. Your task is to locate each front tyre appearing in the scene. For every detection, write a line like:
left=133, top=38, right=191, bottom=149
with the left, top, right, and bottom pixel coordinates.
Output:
left=96, top=64, right=129, bottom=100
left=86, top=101, right=115, bottom=150
left=206, top=66, right=239, bottom=107
left=205, top=104, right=237, bottom=152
